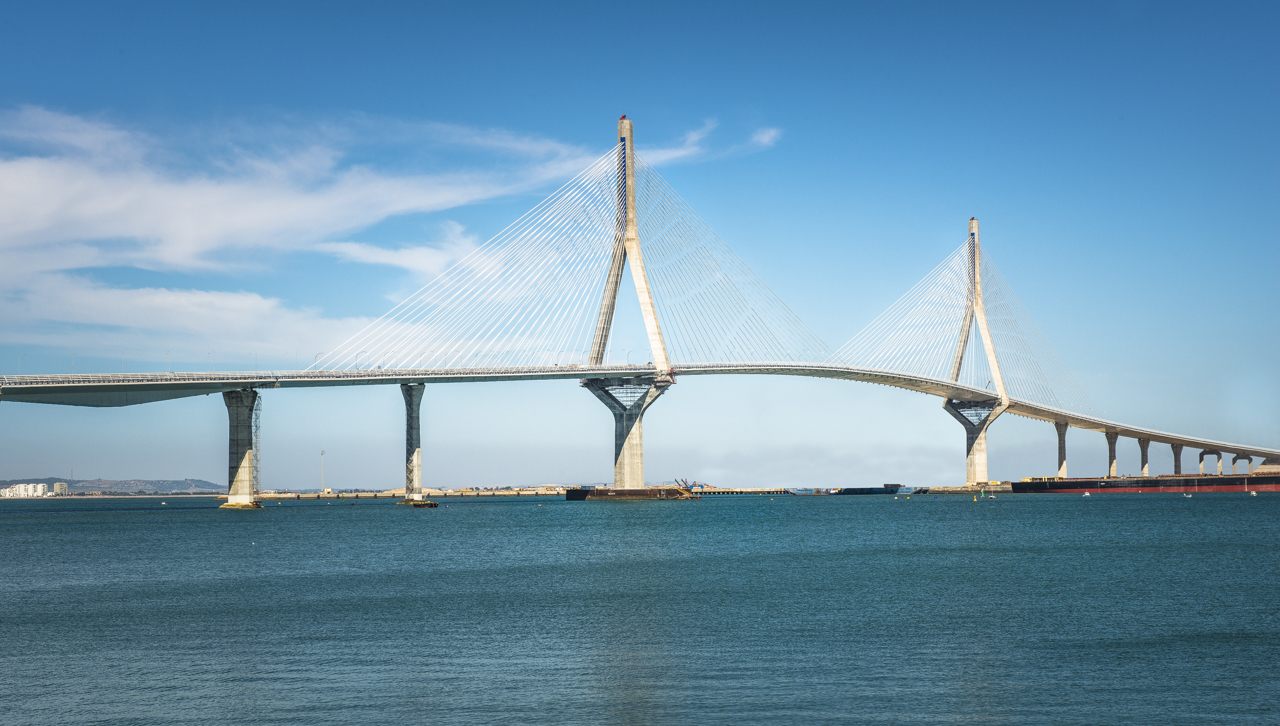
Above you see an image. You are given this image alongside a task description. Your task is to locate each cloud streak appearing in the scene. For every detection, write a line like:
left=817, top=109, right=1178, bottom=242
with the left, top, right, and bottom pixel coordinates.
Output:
left=0, top=108, right=782, bottom=366
left=0, top=107, right=599, bottom=274
left=316, top=221, right=480, bottom=277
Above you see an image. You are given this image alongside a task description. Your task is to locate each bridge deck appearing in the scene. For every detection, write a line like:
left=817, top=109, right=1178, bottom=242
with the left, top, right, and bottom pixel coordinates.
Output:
left=1, top=363, right=1276, bottom=459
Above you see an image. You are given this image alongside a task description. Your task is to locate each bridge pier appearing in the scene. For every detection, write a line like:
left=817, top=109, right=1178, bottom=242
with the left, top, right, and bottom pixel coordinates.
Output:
left=1233, top=454, right=1252, bottom=475
left=1172, top=444, right=1183, bottom=475
left=1199, top=450, right=1222, bottom=475
left=1105, top=432, right=1119, bottom=477
left=220, top=389, right=261, bottom=509
left=1055, top=422, right=1068, bottom=477
left=1138, top=438, right=1150, bottom=477
left=584, top=377, right=670, bottom=488
left=944, top=400, right=1005, bottom=485
left=398, top=383, right=426, bottom=503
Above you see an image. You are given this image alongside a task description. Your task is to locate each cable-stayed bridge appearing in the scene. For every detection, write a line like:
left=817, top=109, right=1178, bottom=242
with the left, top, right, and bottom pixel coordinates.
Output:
left=2, top=117, right=1276, bottom=506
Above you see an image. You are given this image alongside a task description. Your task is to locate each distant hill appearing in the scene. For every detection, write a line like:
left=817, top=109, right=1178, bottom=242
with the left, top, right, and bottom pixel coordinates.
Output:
left=0, top=477, right=220, bottom=493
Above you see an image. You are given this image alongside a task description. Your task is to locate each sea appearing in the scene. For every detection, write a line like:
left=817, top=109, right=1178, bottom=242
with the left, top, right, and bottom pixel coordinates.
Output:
left=2, top=493, right=1276, bottom=725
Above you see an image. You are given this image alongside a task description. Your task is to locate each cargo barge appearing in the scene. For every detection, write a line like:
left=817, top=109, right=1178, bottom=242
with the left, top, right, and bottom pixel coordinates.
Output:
left=1012, top=474, right=1279, bottom=494
left=833, top=484, right=903, bottom=495
left=566, top=486, right=699, bottom=500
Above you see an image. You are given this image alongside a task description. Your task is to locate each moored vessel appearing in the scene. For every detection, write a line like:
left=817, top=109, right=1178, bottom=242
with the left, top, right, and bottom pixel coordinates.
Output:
left=1012, top=474, right=1280, bottom=494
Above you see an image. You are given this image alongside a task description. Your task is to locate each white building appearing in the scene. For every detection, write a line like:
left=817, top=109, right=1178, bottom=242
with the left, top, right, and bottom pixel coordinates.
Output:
left=0, top=482, right=52, bottom=497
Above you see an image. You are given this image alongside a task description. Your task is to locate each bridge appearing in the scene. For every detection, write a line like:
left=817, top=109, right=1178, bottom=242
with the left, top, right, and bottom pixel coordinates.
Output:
left=2, top=117, right=1277, bottom=506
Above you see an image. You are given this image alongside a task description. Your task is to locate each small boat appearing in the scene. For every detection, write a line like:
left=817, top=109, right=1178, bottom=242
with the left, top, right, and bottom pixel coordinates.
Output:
left=987, top=495, right=996, bottom=500
left=160, top=501, right=166, bottom=505
left=1183, top=493, right=1192, bottom=498
left=1082, top=492, right=1090, bottom=497
left=1250, top=491, right=1258, bottom=497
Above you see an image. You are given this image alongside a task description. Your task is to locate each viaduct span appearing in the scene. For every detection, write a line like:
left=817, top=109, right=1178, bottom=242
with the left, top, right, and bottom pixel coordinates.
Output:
left=2, top=117, right=1276, bottom=505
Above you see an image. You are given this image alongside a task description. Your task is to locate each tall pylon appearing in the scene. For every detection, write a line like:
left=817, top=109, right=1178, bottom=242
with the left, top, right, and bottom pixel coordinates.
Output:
left=942, top=218, right=1009, bottom=485
left=582, top=116, right=672, bottom=488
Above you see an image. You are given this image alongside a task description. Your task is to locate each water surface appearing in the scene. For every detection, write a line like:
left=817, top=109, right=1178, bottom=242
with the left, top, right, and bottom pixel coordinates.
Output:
left=2, top=493, right=1276, bottom=724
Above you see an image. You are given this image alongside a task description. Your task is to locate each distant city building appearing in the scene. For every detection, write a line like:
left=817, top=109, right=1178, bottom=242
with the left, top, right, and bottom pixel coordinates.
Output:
left=53, top=482, right=69, bottom=496
left=0, top=482, right=51, bottom=497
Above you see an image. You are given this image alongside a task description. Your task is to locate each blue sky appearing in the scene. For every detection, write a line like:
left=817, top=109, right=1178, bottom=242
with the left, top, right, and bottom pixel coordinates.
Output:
left=0, top=1, right=1275, bottom=489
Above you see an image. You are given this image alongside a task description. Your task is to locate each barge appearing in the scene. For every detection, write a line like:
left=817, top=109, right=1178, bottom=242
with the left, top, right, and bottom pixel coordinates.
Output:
left=833, top=484, right=903, bottom=496
left=566, top=486, right=700, bottom=501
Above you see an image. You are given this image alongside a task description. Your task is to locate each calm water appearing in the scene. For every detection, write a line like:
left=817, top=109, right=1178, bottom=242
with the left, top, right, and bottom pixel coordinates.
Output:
left=2, top=493, right=1277, bottom=725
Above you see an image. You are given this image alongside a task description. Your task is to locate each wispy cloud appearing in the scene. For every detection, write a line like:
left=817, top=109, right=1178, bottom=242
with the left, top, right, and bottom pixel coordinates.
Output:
left=0, top=272, right=370, bottom=364
left=640, top=119, right=719, bottom=165
left=0, top=107, right=601, bottom=361
left=316, top=221, right=479, bottom=277
left=639, top=120, right=784, bottom=164
left=0, top=108, right=783, bottom=366
left=751, top=127, right=783, bottom=148
left=0, top=107, right=598, bottom=275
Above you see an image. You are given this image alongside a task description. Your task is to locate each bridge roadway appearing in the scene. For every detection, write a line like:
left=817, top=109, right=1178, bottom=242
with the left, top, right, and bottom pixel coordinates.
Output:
left=2, top=362, right=1277, bottom=460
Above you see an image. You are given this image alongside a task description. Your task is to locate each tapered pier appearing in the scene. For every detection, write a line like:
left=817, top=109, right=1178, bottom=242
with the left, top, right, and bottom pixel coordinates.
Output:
left=220, top=389, right=261, bottom=508
left=398, top=383, right=427, bottom=504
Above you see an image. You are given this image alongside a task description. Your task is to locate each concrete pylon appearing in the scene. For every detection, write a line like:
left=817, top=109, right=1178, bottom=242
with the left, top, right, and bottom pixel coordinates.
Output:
left=1055, top=421, right=1069, bottom=478
left=1138, top=438, right=1150, bottom=477
left=1172, top=444, right=1183, bottom=475
left=398, top=383, right=426, bottom=503
left=942, top=218, right=1009, bottom=485
left=582, top=116, right=674, bottom=488
left=221, top=389, right=261, bottom=509
left=1232, top=454, right=1251, bottom=475
left=1105, top=432, right=1119, bottom=477
left=587, top=116, right=671, bottom=378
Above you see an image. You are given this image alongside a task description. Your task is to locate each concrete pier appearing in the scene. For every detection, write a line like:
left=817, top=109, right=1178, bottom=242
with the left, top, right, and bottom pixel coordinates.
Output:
left=398, top=383, right=426, bottom=504
left=1055, top=421, right=1069, bottom=477
left=1106, top=431, right=1119, bottom=477
left=1232, top=454, right=1251, bottom=475
left=584, top=377, right=669, bottom=488
left=1172, top=444, right=1183, bottom=475
left=220, top=389, right=261, bottom=508
left=1199, top=450, right=1223, bottom=476
left=1138, top=438, right=1150, bottom=477
left=944, top=401, right=1004, bottom=484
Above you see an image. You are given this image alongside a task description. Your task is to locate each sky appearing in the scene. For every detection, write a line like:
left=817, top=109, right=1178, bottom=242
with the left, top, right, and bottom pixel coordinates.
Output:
left=0, top=1, right=1275, bottom=490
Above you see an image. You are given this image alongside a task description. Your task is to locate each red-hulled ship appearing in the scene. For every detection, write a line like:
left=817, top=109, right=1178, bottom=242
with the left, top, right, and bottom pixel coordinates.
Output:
left=1011, top=474, right=1280, bottom=494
